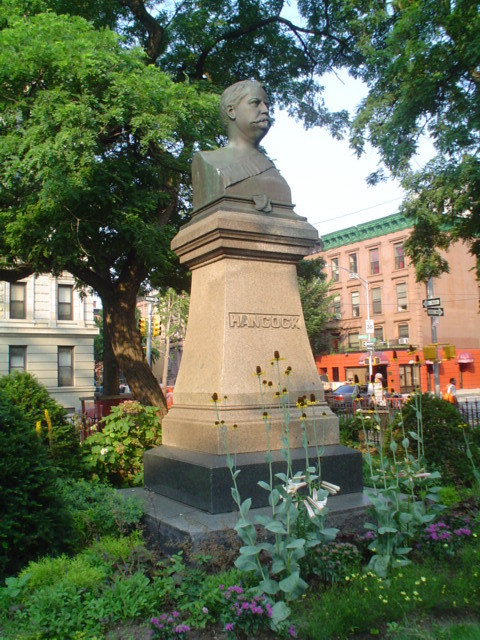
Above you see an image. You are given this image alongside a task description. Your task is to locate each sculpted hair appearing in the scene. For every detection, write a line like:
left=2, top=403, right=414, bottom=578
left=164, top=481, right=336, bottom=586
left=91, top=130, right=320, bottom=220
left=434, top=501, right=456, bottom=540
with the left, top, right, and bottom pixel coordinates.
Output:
left=219, top=80, right=266, bottom=129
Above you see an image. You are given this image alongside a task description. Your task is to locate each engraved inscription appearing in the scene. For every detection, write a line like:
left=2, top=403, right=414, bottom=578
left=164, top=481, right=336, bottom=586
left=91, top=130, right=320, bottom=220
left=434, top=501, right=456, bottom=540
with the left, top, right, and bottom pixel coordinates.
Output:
left=229, top=312, right=300, bottom=329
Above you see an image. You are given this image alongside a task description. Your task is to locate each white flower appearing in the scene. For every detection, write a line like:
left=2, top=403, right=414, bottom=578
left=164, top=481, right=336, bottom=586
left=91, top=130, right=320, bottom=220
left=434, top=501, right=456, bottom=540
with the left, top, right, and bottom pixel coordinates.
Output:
left=304, top=489, right=328, bottom=518
left=100, top=447, right=109, bottom=456
left=285, top=477, right=307, bottom=495
left=321, top=480, right=340, bottom=495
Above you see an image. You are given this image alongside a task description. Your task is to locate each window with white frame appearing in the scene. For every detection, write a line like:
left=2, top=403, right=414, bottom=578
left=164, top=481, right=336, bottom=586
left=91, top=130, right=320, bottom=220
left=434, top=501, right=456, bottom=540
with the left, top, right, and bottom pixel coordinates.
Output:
left=348, top=253, right=358, bottom=274
left=351, top=290, right=360, bottom=317
left=58, top=284, right=73, bottom=320
left=398, top=324, right=409, bottom=339
left=396, top=282, right=408, bottom=311
left=332, top=295, right=341, bottom=317
left=10, top=283, right=26, bottom=319
left=394, top=242, right=405, bottom=269
left=372, top=287, right=382, bottom=315
left=58, top=346, right=74, bottom=386
left=348, top=333, right=360, bottom=350
left=331, top=257, right=339, bottom=282
left=9, top=346, right=26, bottom=373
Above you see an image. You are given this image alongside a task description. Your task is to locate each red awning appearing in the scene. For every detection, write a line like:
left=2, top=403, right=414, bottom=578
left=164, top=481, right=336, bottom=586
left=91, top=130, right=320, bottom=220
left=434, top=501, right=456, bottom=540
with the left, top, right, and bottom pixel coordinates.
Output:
left=359, top=351, right=389, bottom=365
left=457, top=351, right=474, bottom=364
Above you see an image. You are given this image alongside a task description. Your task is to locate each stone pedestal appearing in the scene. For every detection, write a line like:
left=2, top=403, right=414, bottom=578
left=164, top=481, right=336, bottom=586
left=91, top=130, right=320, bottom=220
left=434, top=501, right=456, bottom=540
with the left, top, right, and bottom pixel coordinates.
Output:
left=144, top=199, right=361, bottom=513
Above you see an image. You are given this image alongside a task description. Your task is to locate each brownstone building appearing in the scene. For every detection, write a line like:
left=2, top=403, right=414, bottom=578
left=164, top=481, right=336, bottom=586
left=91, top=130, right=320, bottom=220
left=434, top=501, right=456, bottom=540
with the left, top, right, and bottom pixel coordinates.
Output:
left=311, top=213, right=480, bottom=393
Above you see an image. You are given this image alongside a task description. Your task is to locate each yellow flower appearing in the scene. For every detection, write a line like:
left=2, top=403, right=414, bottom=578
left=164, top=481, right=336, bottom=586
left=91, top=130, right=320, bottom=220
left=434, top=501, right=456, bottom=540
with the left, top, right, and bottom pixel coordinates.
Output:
left=458, top=423, right=468, bottom=429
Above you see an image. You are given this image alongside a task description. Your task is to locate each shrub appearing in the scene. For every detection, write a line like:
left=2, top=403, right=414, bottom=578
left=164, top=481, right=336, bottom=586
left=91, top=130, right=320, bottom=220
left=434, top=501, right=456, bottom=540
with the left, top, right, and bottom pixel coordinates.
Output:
left=58, top=478, right=144, bottom=548
left=0, top=389, right=74, bottom=579
left=82, top=401, right=161, bottom=487
left=0, top=371, right=83, bottom=477
left=398, top=394, right=480, bottom=486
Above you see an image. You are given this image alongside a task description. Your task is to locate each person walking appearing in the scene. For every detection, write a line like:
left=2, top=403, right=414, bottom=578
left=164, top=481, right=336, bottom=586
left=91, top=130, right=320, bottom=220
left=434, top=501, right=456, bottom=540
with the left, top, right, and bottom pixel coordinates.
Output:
left=443, top=377, right=458, bottom=405
left=373, top=372, right=386, bottom=407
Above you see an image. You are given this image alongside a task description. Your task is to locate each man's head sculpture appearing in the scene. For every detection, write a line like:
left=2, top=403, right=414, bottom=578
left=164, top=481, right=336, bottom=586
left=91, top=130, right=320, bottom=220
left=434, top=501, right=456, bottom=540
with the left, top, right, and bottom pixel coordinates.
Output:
left=219, top=80, right=271, bottom=149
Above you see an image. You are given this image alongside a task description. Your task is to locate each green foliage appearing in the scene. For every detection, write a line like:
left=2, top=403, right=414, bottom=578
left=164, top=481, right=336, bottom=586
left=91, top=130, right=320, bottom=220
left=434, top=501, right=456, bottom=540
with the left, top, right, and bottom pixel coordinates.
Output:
left=58, top=479, right=144, bottom=548
left=297, top=257, right=333, bottom=354
left=82, top=401, right=161, bottom=487
left=349, top=0, right=480, bottom=278
left=307, top=541, right=362, bottom=585
left=400, top=394, right=480, bottom=486
left=0, top=389, right=74, bottom=579
left=0, top=371, right=83, bottom=477
left=293, top=539, right=480, bottom=640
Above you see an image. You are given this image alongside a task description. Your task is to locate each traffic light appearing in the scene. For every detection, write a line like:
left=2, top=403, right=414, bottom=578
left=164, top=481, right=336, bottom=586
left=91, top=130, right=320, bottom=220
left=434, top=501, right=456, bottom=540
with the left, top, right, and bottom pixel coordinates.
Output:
left=152, top=316, right=161, bottom=337
left=443, top=344, right=456, bottom=359
left=138, top=317, right=147, bottom=336
left=423, top=345, right=437, bottom=361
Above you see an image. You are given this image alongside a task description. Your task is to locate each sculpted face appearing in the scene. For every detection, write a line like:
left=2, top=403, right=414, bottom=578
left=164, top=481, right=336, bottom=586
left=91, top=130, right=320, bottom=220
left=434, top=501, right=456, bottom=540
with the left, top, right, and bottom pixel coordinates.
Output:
left=227, top=84, right=271, bottom=147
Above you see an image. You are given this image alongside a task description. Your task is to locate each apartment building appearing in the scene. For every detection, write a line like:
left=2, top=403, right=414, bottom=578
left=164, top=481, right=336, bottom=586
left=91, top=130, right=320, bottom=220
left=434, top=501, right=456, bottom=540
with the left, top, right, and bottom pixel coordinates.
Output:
left=0, top=273, right=98, bottom=412
left=312, top=213, right=480, bottom=392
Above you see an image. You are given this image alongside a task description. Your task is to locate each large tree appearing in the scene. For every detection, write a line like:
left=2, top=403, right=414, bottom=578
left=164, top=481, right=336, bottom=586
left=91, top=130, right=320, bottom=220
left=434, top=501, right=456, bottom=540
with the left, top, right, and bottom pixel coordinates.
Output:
left=0, top=0, right=361, bottom=411
left=348, top=0, right=480, bottom=281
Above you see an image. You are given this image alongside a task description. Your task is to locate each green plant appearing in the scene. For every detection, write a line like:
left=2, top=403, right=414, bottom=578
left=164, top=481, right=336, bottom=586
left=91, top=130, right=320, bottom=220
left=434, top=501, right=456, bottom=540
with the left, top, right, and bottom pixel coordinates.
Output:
left=360, top=395, right=444, bottom=577
left=213, top=354, right=338, bottom=609
left=308, top=541, right=362, bottom=585
left=439, top=485, right=462, bottom=507
left=0, top=389, right=75, bottom=579
left=150, top=612, right=191, bottom=639
left=0, top=371, right=83, bottom=477
left=399, top=394, right=480, bottom=486
left=82, top=400, right=161, bottom=486
left=58, top=478, right=144, bottom=548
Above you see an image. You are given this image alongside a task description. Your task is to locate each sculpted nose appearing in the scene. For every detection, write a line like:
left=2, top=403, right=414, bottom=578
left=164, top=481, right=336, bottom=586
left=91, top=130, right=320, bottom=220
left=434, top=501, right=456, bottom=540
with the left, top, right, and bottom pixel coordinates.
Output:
left=260, top=101, right=269, bottom=113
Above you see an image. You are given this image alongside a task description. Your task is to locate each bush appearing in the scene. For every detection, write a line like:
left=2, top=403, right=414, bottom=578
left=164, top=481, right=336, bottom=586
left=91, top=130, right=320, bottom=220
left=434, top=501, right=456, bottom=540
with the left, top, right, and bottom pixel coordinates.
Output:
left=82, top=401, right=161, bottom=487
left=58, top=478, right=144, bottom=548
left=0, top=389, right=75, bottom=579
left=398, top=394, right=480, bottom=486
left=0, top=371, right=84, bottom=478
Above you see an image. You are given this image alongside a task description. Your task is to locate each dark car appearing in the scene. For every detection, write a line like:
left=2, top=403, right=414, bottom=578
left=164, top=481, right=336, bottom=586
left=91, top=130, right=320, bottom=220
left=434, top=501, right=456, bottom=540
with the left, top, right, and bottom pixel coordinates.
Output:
left=330, top=384, right=372, bottom=411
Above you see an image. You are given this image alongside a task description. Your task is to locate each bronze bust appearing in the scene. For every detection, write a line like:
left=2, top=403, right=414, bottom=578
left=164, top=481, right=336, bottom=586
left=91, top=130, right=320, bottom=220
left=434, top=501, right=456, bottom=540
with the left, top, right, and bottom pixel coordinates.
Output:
left=192, top=80, right=292, bottom=212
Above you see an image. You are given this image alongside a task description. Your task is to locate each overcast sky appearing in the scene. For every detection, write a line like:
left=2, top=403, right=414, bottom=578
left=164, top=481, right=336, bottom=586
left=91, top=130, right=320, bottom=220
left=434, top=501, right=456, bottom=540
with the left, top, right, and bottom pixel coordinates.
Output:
left=264, top=71, right=407, bottom=238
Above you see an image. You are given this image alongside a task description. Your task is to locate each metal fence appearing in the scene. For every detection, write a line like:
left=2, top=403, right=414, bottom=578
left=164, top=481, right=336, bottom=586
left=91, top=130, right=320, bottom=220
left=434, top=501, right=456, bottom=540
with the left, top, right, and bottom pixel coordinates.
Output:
left=459, top=398, right=480, bottom=428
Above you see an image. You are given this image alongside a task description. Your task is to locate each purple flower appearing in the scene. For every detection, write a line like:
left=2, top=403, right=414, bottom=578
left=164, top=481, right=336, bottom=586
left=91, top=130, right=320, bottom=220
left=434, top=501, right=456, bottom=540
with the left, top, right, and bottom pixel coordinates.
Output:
left=172, top=611, right=180, bottom=618
left=454, top=527, right=472, bottom=536
left=174, top=624, right=190, bottom=634
left=219, top=584, right=225, bottom=590
left=288, top=625, right=296, bottom=637
left=228, top=585, right=243, bottom=594
left=265, top=603, right=273, bottom=618
left=225, top=622, right=234, bottom=632
left=202, top=606, right=209, bottom=614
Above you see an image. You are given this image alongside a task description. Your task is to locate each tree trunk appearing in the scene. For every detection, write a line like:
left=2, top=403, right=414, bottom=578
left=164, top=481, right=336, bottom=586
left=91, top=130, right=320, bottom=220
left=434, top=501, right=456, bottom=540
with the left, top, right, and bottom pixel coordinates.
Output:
left=102, top=288, right=167, bottom=417
left=102, top=313, right=120, bottom=396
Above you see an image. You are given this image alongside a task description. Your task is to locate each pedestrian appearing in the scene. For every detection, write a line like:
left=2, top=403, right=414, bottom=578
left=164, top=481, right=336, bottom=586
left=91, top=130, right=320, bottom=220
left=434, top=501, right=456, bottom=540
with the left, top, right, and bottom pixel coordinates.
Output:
left=373, top=372, right=386, bottom=406
left=443, top=377, right=458, bottom=405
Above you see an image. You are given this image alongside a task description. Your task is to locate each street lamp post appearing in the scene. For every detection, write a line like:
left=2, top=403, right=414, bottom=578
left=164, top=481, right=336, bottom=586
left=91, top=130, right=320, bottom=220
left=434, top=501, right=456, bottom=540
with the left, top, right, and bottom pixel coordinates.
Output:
left=327, top=263, right=373, bottom=381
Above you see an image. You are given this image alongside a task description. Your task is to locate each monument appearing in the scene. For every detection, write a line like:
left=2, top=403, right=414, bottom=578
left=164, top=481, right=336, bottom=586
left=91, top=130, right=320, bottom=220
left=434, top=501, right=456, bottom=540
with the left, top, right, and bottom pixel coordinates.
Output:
left=144, top=80, right=362, bottom=517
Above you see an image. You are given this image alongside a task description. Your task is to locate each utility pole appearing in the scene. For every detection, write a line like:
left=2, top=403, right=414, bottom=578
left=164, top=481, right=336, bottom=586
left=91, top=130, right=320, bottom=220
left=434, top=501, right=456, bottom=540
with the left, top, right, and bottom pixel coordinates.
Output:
left=426, top=278, right=441, bottom=397
left=145, top=296, right=156, bottom=367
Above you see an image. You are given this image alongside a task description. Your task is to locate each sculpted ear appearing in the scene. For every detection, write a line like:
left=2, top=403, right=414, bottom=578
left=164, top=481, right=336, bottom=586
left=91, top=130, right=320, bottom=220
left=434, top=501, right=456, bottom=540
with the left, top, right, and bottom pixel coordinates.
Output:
left=226, top=104, right=236, bottom=121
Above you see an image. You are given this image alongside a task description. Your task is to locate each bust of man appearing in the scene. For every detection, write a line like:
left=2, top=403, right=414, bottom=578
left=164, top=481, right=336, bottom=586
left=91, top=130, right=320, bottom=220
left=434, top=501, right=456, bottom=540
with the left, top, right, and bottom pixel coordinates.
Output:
left=192, top=80, right=292, bottom=212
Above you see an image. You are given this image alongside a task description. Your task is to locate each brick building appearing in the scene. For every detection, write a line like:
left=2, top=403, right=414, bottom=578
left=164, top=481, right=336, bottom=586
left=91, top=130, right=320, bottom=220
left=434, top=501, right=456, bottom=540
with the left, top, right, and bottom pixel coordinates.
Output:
left=311, top=213, right=480, bottom=393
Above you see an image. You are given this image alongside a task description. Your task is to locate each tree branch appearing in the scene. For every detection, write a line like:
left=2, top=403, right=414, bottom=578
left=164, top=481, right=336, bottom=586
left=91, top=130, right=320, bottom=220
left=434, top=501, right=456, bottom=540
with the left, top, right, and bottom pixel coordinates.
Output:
left=121, top=0, right=165, bottom=63
left=0, top=265, right=35, bottom=282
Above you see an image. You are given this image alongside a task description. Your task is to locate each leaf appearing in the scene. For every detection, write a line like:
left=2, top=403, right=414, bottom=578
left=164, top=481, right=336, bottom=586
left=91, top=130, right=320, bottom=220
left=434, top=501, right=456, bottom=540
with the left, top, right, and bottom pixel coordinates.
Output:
left=378, top=526, right=398, bottom=534
left=271, top=601, right=291, bottom=628
left=257, top=480, right=271, bottom=491
left=408, top=431, right=419, bottom=441
left=265, top=521, right=287, bottom=534
left=271, top=557, right=286, bottom=573
left=286, top=538, right=306, bottom=550
left=239, top=498, right=252, bottom=517
left=258, top=578, right=279, bottom=595
left=238, top=544, right=263, bottom=556
left=234, top=554, right=258, bottom=572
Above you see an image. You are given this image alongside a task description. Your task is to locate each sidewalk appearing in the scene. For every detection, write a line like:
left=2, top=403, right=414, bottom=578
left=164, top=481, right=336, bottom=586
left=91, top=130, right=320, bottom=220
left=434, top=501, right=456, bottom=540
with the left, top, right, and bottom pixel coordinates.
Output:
left=457, top=388, right=480, bottom=399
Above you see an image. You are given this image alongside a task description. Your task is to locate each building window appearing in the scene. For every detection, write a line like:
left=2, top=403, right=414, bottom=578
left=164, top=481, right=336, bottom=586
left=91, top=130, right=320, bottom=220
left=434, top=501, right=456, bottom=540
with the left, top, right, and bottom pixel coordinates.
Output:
left=348, top=333, right=360, bottom=350
left=399, top=364, right=420, bottom=393
left=372, top=287, right=382, bottom=315
left=332, top=295, right=341, bottom=317
left=332, top=367, right=339, bottom=382
left=9, top=346, right=26, bottom=373
left=58, top=284, right=73, bottom=320
left=331, top=258, right=339, bottom=282
left=369, top=248, right=380, bottom=275
left=351, top=291, right=360, bottom=317
left=348, top=253, right=358, bottom=274
left=374, top=326, right=384, bottom=343
left=10, top=283, right=26, bottom=319
left=58, top=346, right=74, bottom=387
left=396, top=282, right=408, bottom=311
left=394, top=242, right=405, bottom=269
left=398, top=324, right=409, bottom=339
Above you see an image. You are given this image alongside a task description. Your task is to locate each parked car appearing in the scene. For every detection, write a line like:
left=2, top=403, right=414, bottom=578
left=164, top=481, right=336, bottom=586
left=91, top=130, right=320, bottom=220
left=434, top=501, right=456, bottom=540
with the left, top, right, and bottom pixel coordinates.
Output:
left=330, top=384, right=372, bottom=411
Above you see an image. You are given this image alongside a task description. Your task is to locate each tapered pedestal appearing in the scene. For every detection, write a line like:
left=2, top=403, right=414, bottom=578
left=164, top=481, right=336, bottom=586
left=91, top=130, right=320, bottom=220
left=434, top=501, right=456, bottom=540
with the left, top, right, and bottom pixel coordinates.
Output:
left=144, top=200, right=362, bottom=513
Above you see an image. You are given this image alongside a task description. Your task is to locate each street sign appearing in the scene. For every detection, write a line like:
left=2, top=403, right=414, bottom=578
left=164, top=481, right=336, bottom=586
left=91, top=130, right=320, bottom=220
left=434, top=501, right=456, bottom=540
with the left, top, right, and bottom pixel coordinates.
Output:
left=358, top=334, right=368, bottom=340
left=363, top=341, right=376, bottom=349
left=427, top=307, right=444, bottom=317
left=365, top=319, right=374, bottom=334
left=423, top=297, right=441, bottom=308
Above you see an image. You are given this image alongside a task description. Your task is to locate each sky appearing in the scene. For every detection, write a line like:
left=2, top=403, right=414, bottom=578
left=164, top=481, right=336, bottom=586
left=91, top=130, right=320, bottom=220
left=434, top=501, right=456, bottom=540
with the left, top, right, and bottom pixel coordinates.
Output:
left=264, top=71, right=407, bottom=238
